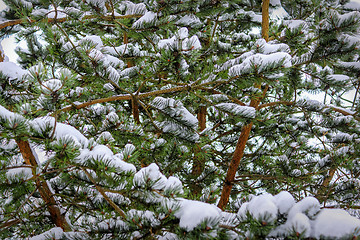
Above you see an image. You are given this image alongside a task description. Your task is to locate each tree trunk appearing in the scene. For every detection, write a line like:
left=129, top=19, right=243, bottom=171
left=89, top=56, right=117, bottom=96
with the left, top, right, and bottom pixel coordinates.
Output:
left=197, top=106, right=207, bottom=132
left=217, top=0, right=270, bottom=210
left=191, top=106, right=207, bottom=195
left=261, top=0, right=270, bottom=42
left=217, top=123, right=253, bottom=209
left=16, top=140, right=71, bottom=231
left=192, top=106, right=207, bottom=175
left=132, top=96, right=140, bottom=124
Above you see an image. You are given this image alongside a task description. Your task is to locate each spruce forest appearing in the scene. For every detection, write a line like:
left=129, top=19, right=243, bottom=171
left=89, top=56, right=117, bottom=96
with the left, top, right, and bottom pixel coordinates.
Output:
left=1, top=0, right=360, bottom=239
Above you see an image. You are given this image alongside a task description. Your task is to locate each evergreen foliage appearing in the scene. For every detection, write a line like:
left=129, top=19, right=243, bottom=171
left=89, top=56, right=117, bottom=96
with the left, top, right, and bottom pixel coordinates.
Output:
left=0, top=0, right=360, bottom=239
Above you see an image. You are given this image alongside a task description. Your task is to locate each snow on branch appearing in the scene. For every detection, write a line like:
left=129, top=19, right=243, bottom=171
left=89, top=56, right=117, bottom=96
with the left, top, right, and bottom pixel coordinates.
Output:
left=216, top=103, right=256, bottom=118
left=229, top=52, right=292, bottom=77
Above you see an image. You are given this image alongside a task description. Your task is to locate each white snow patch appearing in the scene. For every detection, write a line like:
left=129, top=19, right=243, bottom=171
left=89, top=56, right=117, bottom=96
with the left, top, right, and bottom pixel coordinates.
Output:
left=327, top=74, right=350, bottom=82
left=274, top=191, right=295, bottom=215
left=175, top=199, right=222, bottom=231
left=158, top=28, right=201, bottom=51
left=287, top=197, right=320, bottom=220
left=29, top=227, right=64, bottom=240
left=255, top=39, right=289, bottom=54
left=344, top=1, right=360, bottom=10
left=132, top=11, right=157, bottom=29
left=176, top=14, right=201, bottom=26
left=216, top=103, right=256, bottom=118
left=229, top=52, right=291, bottom=76
left=0, top=62, right=27, bottom=80
left=6, top=167, right=32, bottom=182
left=31, top=117, right=88, bottom=147
left=42, top=79, right=62, bottom=94
left=284, top=20, right=307, bottom=30
left=164, top=176, right=183, bottom=193
left=312, top=209, right=360, bottom=238
left=133, top=163, right=167, bottom=190
left=238, top=193, right=278, bottom=222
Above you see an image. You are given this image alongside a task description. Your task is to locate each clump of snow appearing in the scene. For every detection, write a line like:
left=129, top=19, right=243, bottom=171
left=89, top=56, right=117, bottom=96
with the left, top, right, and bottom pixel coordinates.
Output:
left=216, top=103, right=256, bottom=118
left=79, top=35, right=104, bottom=49
left=229, top=52, right=292, bottom=76
left=327, top=74, right=350, bottom=82
left=255, top=39, right=290, bottom=54
left=29, top=227, right=87, bottom=240
left=152, top=97, right=198, bottom=128
left=119, top=143, right=136, bottom=159
left=312, top=209, right=360, bottom=238
left=6, top=167, right=32, bottom=183
left=41, top=79, right=62, bottom=94
left=338, top=61, right=360, bottom=70
left=176, top=14, right=201, bottom=26
left=270, top=212, right=311, bottom=238
left=150, top=138, right=166, bottom=149
left=270, top=0, right=281, bottom=6
left=31, top=117, right=89, bottom=147
left=47, top=10, right=67, bottom=19
left=0, top=62, right=27, bottom=80
left=164, top=176, right=183, bottom=193
left=283, top=20, right=307, bottom=30
left=133, top=163, right=168, bottom=189
left=98, top=131, right=115, bottom=143
left=0, top=42, right=9, bottom=62
left=175, top=199, right=222, bottom=231
left=273, top=191, right=295, bottom=215
left=29, top=227, right=64, bottom=240
left=287, top=196, right=320, bottom=220
left=238, top=193, right=278, bottom=222
left=238, top=192, right=360, bottom=238
left=119, top=1, right=147, bottom=16
left=128, top=209, right=160, bottom=227
left=78, top=143, right=136, bottom=173
left=158, top=27, right=201, bottom=51
left=297, top=99, right=325, bottom=111
left=344, top=1, right=360, bottom=10
left=132, top=11, right=157, bottom=29
left=0, top=105, right=21, bottom=120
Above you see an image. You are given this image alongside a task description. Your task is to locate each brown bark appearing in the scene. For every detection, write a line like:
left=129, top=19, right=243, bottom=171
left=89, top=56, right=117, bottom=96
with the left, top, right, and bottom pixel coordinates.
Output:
left=0, top=49, right=5, bottom=62
left=315, top=166, right=337, bottom=203
left=197, top=106, right=207, bottom=132
left=261, top=0, right=270, bottom=42
left=217, top=123, right=253, bottom=209
left=190, top=106, right=207, bottom=195
left=16, top=140, right=71, bottom=231
left=217, top=0, right=270, bottom=210
left=132, top=96, right=140, bottom=124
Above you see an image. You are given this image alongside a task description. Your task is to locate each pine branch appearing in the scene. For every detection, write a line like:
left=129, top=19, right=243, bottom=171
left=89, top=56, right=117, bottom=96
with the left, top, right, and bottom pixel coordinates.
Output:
left=0, top=219, right=21, bottom=230
left=0, top=13, right=143, bottom=31
left=258, top=101, right=360, bottom=121
left=81, top=167, right=127, bottom=219
left=57, top=83, right=217, bottom=114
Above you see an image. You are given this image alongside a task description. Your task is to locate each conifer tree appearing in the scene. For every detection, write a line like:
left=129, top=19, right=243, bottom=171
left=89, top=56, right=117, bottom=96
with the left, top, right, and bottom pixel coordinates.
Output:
left=0, top=0, right=360, bottom=239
